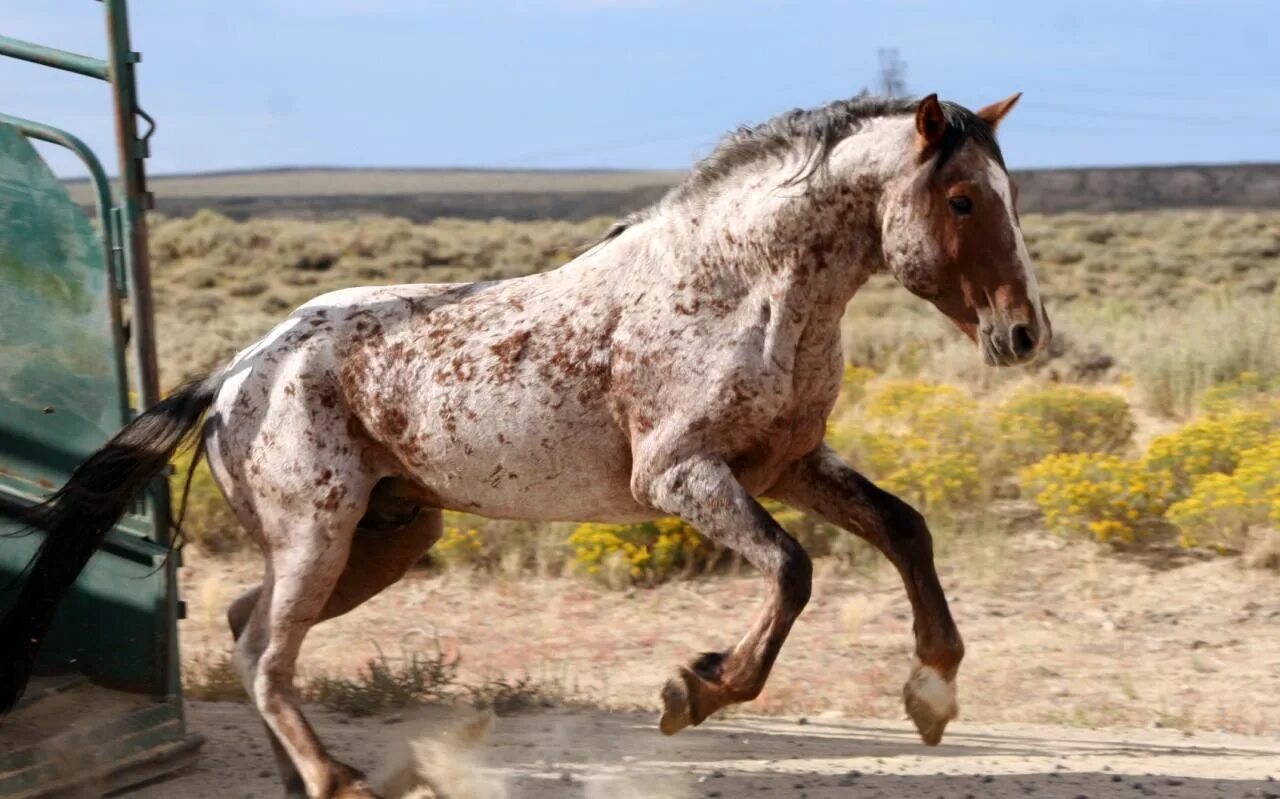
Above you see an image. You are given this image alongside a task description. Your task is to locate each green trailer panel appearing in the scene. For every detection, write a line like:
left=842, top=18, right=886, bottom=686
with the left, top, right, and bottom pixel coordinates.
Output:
left=0, top=123, right=130, bottom=495
left=0, top=3, right=200, bottom=793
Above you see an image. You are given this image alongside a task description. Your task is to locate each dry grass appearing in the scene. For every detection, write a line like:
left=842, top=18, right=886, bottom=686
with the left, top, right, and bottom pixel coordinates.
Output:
left=150, top=208, right=1279, bottom=556
left=306, top=645, right=460, bottom=717
left=186, top=639, right=602, bottom=722
left=183, top=652, right=247, bottom=702
left=148, top=211, right=612, bottom=386
left=149, top=208, right=1280, bottom=390
left=67, top=168, right=685, bottom=205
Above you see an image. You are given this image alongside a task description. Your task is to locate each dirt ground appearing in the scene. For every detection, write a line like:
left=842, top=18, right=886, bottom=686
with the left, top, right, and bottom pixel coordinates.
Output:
left=135, top=528, right=1280, bottom=797
left=179, top=529, right=1280, bottom=734
left=130, top=703, right=1280, bottom=799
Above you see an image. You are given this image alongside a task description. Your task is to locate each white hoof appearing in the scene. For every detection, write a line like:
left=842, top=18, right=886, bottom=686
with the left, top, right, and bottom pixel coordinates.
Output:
left=903, top=659, right=958, bottom=746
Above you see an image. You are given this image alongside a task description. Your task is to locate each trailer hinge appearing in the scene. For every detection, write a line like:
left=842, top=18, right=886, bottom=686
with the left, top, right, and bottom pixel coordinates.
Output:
left=109, top=205, right=128, bottom=295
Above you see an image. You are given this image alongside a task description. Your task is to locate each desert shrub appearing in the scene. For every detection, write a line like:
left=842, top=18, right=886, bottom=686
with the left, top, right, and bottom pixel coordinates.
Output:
left=1199, top=372, right=1280, bottom=416
left=764, top=499, right=870, bottom=563
left=227, top=279, right=268, bottom=298
left=865, top=379, right=968, bottom=424
left=434, top=526, right=492, bottom=568
left=1019, top=453, right=1175, bottom=544
left=307, top=645, right=458, bottom=717
left=840, top=364, right=877, bottom=404
left=568, top=517, right=714, bottom=588
left=171, top=446, right=243, bottom=553
left=465, top=674, right=586, bottom=714
left=879, top=450, right=983, bottom=512
left=1129, top=296, right=1280, bottom=418
left=433, top=513, right=572, bottom=575
left=995, top=385, right=1135, bottom=470
left=184, top=652, right=246, bottom=702
left=1166, top=437, right=1280, bottom=550
left=839, top=380, right=987, bottom=513
left=1142, top=410, right=1275, bottom=498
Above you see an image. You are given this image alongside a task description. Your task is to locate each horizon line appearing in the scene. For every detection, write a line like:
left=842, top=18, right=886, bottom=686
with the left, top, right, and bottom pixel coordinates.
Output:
left=58, top=159, right=1280, bottom=184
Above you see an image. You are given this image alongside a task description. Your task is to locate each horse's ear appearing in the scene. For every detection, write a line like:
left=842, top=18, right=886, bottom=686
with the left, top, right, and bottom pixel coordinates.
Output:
left=915, top=94, right=946, bottom=150
left=976, top=92, right=1022, bottom=131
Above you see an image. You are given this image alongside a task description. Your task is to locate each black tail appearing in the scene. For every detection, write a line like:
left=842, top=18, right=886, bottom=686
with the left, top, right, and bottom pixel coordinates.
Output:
left=0, top=370, right=223, bottom=712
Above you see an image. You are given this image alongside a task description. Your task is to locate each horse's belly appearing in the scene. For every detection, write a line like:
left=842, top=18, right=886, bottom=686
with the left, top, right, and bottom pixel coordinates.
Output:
left=389, top=392, right=649, bottom=522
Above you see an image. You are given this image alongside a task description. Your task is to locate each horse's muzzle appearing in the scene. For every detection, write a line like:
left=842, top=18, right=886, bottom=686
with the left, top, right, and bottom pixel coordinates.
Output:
left=981, top=315, right=1049, bottom=367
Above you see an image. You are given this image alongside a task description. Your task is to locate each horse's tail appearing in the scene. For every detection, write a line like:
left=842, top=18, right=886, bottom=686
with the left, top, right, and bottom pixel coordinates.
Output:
left=0, top=369, right=225, bottom=712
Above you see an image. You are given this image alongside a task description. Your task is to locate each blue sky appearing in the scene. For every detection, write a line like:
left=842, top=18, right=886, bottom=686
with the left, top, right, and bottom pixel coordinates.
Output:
left=4, top=0, right=1278, bottom=177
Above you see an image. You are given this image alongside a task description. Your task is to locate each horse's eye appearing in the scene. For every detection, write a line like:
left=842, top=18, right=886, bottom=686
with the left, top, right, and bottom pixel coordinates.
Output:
left=948, top=196, right=973, bottom=215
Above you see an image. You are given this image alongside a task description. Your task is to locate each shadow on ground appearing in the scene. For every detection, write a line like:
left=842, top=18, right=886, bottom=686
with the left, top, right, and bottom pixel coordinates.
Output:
left=128, top=703, right=1280, bottom=799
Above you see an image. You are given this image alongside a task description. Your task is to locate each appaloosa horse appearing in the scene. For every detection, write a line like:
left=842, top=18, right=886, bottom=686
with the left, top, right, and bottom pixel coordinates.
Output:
left=1, top=92, right=1048, bottom=798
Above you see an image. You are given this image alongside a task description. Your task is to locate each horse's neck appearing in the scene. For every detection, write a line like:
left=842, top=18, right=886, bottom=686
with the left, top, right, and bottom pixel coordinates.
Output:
left=642, top=148, right=889, bottom=315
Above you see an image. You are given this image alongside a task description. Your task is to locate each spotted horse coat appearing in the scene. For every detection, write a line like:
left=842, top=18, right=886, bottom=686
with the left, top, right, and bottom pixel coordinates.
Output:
left=0, top=92, right=1048, bottom=799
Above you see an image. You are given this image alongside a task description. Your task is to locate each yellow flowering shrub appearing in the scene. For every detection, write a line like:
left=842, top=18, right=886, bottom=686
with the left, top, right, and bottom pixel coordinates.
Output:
left=1019, top=453, right=1175, bottom=544
left=995, top=386, right=1135, bottom=470
left=1198, top=372, right=1277, bottom=416
left=434, top=526, right=492, bottom=567
left=879, top=451, right=983, bottom=511
left=844, top=380, right=986, bottom=513
left=1142, top=410, right=1274, bottom=496
left=840, top=364, right=877, bottom=404
left=865, top=380, right=970, bottom=423
left=825, top=365, right=879, bottom=453
left=1166, top=437, right=1280, bottom=550
left=569, top=517, right=714, bottom=587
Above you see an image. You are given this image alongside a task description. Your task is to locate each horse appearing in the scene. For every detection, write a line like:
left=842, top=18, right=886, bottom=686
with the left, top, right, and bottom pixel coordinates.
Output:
left=0, top=92, right=1048, bottom=798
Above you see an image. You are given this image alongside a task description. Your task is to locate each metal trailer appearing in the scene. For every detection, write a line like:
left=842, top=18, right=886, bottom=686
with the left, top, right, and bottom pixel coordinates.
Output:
left=0, top=2, right=203, bottom=795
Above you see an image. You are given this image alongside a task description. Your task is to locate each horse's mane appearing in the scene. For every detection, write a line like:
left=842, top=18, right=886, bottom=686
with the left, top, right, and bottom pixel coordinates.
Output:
left=599, top=94, right=1004, bottom=245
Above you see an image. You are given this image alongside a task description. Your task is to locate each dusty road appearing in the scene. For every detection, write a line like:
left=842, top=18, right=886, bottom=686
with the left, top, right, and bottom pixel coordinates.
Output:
left=179, top=531, right=1280, bottom=735
left=130, top=702, right=1280, bottom=798
left=135, top=528, right=1280, bottom=797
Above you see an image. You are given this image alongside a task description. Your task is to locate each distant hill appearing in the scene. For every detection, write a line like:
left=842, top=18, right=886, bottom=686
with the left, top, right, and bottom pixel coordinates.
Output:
left=64, top=163, right=1280, bottom=222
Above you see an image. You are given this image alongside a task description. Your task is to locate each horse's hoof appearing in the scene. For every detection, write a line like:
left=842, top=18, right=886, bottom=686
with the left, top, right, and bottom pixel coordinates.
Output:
left=903, top=661, right=958, bottom=746
left=659, top=670, right=695, bottom=735
left=331, top=763, right=382, bottom=799
left=333, top=781, right=382, bottom=799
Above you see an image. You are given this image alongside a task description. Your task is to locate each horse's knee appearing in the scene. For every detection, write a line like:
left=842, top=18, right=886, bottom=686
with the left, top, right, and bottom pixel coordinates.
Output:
left=227, top=586, right=261, bottom=640
left=886, top=499, right=932, bottom=546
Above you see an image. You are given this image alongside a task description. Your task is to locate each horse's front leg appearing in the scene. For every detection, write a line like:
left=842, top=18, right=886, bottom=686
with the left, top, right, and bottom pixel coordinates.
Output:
left=634, top=454, right=812, bottom=735
left=769, top=444, right=964, bottom=745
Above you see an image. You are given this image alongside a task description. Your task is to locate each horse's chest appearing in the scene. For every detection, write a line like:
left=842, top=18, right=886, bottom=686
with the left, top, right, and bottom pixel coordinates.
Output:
left=727, top=344, right=842, bottom=492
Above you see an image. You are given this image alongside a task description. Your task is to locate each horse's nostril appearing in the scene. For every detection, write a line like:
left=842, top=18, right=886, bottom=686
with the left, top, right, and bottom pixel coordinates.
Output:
left=1011, top=323, right=1036, bottom=358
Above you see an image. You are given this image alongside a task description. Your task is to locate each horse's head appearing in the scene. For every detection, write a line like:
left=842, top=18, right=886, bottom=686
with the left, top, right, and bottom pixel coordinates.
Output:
left=880, top=93, right=1050, bottom=366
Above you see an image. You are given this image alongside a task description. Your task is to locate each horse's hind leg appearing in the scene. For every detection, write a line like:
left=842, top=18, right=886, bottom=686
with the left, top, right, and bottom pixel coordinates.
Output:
left=633, top=454, right=812, bottom=734
left=229, top=503, right=443, bottom=632
left=231, top=494, right=384, bottom=799
left=229, top=506, right=443, bottom=798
